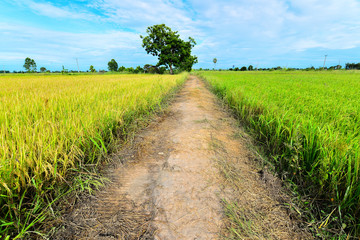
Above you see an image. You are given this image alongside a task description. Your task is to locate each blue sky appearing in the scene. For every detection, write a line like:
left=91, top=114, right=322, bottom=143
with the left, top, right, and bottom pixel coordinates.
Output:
left=1, top=0, right=360, bottom=71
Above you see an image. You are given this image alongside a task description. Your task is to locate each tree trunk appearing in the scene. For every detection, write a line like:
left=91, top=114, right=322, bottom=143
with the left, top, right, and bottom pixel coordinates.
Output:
left=169, top=65, right=173, bottom=75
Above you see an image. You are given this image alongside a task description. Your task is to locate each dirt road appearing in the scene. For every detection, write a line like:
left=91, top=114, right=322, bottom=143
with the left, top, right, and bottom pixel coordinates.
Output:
left=57, top=75, right=309, bottom=239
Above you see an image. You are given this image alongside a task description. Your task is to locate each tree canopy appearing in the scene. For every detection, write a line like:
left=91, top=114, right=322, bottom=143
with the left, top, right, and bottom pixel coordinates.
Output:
left=108, top=59, right=118, bottom=72
left=213, top=58, right=217, bottom=69
left=140, top=24, right=197, bottom=74
left=23, top=57, right=36, bottom=72
left=89, top=65, right=96, bottom=73
left=345, top=62, right=360, bottom=70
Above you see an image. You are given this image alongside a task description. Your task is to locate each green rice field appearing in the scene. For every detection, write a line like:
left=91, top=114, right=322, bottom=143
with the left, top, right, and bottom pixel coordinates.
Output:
left=198, top=70, right=360, bottom=235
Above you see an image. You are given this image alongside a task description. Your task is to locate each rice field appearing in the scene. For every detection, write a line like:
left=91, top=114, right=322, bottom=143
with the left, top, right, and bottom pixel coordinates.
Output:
left=198, top=70, right=360, bottom=235
left=0, top=73, right=186, bottom=238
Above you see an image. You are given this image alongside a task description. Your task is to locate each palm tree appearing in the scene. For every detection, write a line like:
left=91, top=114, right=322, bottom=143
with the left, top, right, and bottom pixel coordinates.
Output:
left=213, top=58, right=217, bottom=69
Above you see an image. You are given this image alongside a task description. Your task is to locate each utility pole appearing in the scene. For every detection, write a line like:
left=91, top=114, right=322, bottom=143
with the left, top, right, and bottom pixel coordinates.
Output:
left=76, top=58, right=80, bottom=73
left=323, top=55, right=328, bottom=69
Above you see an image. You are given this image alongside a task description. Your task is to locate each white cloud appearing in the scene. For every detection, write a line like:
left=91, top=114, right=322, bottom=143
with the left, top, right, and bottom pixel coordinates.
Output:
left=8, top=0, right=98, bottom=21
left=89, top=0, right=202, bottom=37
left=2, top=0, right=360, bottom=69
left=181, top=0, right=360, bottom=65
left=0, top=23, right=142, bottom=69
left=0, top=23, right=139, bottom=52
left=29, top=2, right=96, bottom=20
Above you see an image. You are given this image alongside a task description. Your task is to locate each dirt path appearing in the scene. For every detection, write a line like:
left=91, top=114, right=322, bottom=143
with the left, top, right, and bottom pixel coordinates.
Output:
left=57, top=76, right=310, bottom=239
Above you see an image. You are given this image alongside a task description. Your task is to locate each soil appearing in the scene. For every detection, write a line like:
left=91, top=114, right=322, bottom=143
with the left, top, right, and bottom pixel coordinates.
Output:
left=55, top=75, right=311, bottom=239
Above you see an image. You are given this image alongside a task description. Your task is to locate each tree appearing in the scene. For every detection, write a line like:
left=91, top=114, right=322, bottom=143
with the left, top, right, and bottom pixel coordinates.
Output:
left=108, top=59, right=118, bottom=72
left=213, top=58, right=217, bottom=69
left=248, top=65, right=254, bottom=71
left=134, top=66, right=144, bottom=73
left=89, top=65, right=96, bottom=73
left=126, top=67, right=134, bottom=73
left=23, top=57, right=37, bottom=72
left=346, top=63, right=360, bottom=70
left=240, top=66, right=247, bottom=71
left=177, top=55, right=198, bottom=72
left=144, top=64, right=158, bottom=74
left=40, top=67, right=46, bottom=72
left=140, top=24, right=198, bottom=74
left=61, top=65, right=68, bottom=74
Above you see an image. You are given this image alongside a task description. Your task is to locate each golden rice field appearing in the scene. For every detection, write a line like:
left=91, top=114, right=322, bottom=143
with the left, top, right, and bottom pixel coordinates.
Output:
left=0, top=73, right=187, bottom=238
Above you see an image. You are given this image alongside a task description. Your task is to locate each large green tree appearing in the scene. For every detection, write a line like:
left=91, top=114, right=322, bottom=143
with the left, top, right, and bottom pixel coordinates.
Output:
left=23, top=57, right=37, bottom=72
left=140, top=24, right=197, bottom=74
left=108, top=59, right=118, bottom=72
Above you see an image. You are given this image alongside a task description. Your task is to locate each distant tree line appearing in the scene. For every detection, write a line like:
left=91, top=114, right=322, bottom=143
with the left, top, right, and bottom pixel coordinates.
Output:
left=3, top=58, right=359, bottom=75
left=197, top=63, right=346, bottom=72
left=228, top=65, right=255, bottom=71
left=3, top=57, right=171, bottom=75
left=345, top=63, right=360, bottom=70
left=87, top=63, right=168, bottom=74
left=107, top=59, right=169, bottom=74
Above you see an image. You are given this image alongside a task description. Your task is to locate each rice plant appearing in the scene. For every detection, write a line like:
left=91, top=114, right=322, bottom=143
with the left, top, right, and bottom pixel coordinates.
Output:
left=0, top=73, right=187, bottom=239
left=198, top=70, right=360, bottom=236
